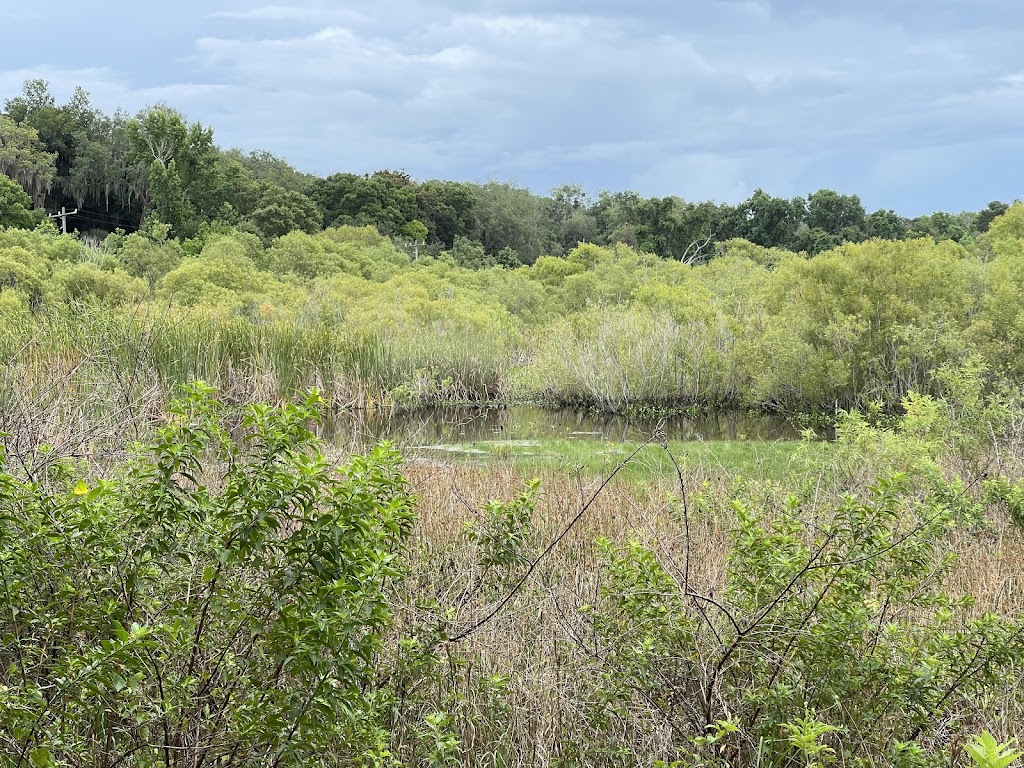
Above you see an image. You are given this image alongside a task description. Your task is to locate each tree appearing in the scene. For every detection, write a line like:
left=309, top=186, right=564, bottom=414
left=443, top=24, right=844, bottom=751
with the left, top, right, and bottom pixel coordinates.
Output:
left=310, top=172, right=417, bottom=235
left=5, top=81, right=96, bottom=180
left=863, top=208, right=908, bottom=240
left=0, top=174, right=40, bottom=229
left=400, top=218, right=428, bottom=241
left=805, top=188, right=866, bottom=237
left=445, top=235, right=490, bottom=268
left=125, top=105, right=222, bottom=236
left=223, top=148, right=314, bottom=194
left=4, top=80, right=140, bottom=229
left=3, top=78, right=56, bottom=122
left=0, top=114, right=57, bottom=205
left=549, top=183, right=591, bottom=225
left=237, top=180, right=322, bottom=243
left=471, top=181, right=555, bottom=264
left=975, top=201, right=1010, bottom=234
left=61, top=110, right=146, bottom=230
left=592, top=190, right=646, bottom=248
left=910, top=211, right=972, bottom=243
left=560, top=209, right=600, bottom=251
left=674, top=201, right=724, bottom=263
left=635, top=195, right=687, bottom=258
left=740, top=189, right=803, bottom=249
left=414, top=179, right=476, bottom=247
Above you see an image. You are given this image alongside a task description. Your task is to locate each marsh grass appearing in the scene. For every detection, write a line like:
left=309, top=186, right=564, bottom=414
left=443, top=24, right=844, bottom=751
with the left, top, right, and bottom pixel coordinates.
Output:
left=514, top=308, right=749, bottom=410
left=408, top=435, right=833, bottom=485
left=0, top=305, right=520, bottom=416
left=389, top=448, right=1024, bottom=767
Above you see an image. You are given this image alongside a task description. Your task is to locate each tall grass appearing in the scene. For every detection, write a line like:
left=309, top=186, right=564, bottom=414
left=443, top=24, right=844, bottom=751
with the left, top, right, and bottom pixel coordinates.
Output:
left=387, top=452, right=1024, bottom=767
left=0, top=293, right=1008, bottom=419
left=517, top=308, right=742, bottom=409
left=0, top=304, right=519, bottom=447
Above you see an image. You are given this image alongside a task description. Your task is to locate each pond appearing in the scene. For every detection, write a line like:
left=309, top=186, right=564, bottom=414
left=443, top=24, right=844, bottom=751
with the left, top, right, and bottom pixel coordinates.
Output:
left=324, top=404, right=806, bottom=449
left=321, top=405, right=829, bottom=480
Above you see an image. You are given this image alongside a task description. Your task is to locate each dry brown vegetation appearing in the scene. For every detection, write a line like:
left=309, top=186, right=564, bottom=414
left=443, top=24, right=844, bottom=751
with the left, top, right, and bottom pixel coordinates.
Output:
left=3, top=337, right=1024, bottom=765
left=366, top=433, right=1024, bottom=766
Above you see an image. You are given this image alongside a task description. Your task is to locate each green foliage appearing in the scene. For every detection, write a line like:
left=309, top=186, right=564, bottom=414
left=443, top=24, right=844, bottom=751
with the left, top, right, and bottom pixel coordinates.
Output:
left=0, top=173, right=41, bottom=229
left=126, top=105, right=222, bottom=237
left=0, top=244, right=49, bottom=305
left=311, top=171, right=418, bottom=235
left=160, top=235, right=270, bottom=306
left=444, top=235, right=491, bottom=269
left=115, top=222, right=184, bottom=284
left=580, top=398, right=1024, bottom=766
left=417, top=712, right=463, bottom=767
left=415, top=179, right=477, bottom=247
left=779, top=710, right=841, bottom=768
left=471, top=180, right=556, bottom=264
left=0, top=231, right=985, bottom=410
left=223, top=148, right=314, bottom=194
left=965, top=731, right=1024, bottom=768
left=463, top=478, right=539, bottom=574
left=0, top=383, right=415, bottom=766
left=0, top=112, right=57, bottom=204
left=401, top=218, right=429, bottom=242
left=51, top=262, right=147, bottom=304
left=236, top=179, right=322, bottom=243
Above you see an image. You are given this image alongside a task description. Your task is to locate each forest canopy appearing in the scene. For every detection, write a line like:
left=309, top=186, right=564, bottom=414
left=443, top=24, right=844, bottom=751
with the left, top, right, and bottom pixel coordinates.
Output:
left=0, top=78, right=1011, bottom=265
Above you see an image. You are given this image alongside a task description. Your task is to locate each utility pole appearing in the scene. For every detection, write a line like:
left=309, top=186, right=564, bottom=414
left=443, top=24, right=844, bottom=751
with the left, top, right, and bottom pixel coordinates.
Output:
left=48, top=206, right=78, bottom=234
left=403, top=239, right=426, bottom=260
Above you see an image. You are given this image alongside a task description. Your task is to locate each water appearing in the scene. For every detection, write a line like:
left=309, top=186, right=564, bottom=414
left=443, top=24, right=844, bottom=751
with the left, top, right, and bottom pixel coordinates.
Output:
left=323, top=404, right=805, bottom=450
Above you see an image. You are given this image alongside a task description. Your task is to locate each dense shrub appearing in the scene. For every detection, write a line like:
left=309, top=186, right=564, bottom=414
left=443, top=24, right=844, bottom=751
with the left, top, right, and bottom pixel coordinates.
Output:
left=7, top=206, right=1024, bottom=411
left=0, top=385, right=415, bottom=766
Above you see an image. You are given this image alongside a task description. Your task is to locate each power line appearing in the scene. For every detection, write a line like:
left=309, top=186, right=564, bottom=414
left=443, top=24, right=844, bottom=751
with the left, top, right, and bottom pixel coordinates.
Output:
left=74, top=212, right=139, bottom=229
left=47, top=206, right=78, bottom=234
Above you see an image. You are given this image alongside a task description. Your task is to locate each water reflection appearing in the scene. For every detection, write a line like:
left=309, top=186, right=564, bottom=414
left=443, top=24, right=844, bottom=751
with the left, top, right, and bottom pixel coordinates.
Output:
left=322, top=405, right=807, bottom=450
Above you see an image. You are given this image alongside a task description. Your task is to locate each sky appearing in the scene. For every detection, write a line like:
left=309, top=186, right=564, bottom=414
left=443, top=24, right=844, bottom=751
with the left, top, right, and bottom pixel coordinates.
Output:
left=1, top=0, right=1022, bottom=215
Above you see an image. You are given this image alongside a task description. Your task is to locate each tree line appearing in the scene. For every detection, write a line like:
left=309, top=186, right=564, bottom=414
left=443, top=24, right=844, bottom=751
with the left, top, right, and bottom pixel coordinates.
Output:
left=0, top=79, right=1012, bottom=264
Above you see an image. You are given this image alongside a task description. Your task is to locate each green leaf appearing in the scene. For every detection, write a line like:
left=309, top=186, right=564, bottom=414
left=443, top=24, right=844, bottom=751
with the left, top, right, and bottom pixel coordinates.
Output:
left=111, top=673, right=127, bottom=692
left=965, top=731, right=1024, bottom=768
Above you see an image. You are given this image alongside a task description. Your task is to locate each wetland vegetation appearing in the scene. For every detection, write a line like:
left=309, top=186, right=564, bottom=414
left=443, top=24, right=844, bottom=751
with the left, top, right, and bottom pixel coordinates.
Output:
left=2, top=79, right=1024, bottom=767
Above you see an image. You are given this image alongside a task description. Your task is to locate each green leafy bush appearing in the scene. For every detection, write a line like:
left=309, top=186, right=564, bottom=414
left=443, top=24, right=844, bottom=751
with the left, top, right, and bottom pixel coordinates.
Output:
left=0, top=383, right=415, bottom=766
left=583, top=424, right=1024, bottom=765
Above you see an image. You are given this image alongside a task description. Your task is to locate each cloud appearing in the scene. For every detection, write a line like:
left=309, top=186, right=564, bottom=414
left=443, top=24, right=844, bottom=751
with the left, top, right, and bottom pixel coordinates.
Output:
left=210, top=5, right=367, bottom=23
left=2, top=0, right=1023, bottom=212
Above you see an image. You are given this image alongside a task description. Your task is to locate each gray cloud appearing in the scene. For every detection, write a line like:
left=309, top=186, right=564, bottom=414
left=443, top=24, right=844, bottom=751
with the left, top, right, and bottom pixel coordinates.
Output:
left=2, top=0, right=1023, bottom=213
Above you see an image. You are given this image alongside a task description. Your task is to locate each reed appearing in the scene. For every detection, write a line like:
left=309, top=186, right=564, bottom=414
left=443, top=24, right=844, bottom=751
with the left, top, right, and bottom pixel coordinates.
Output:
left=0, top=305, right=518, bottom=419
left=384, top=453, right=1024, bottom=766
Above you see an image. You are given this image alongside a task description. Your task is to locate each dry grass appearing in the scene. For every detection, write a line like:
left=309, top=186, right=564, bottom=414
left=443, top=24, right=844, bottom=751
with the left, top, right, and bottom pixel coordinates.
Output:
left=379, top=452, right=1024, bottom=765
left=3, top=344, right=1021, bottom=765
